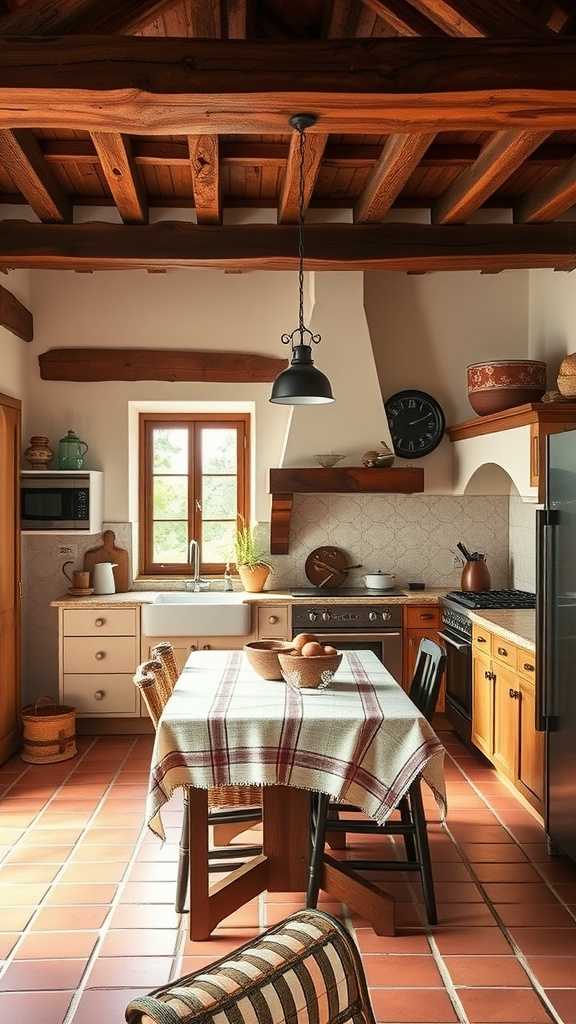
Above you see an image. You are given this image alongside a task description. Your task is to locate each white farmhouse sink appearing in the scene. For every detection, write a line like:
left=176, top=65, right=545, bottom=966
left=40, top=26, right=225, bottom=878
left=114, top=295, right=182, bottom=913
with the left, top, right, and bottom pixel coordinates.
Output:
left=142, top=592, right=251, bottom=637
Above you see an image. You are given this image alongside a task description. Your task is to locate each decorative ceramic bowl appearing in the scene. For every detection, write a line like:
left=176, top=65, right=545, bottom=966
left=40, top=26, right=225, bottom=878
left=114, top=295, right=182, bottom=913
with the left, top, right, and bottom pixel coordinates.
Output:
left=278, top=651, right=343, bottom=689
left=467, top=360, right=546, bottom=416
left=244, top=640, right=293, bottom=681
left=314, top=453, right=345, bottom=468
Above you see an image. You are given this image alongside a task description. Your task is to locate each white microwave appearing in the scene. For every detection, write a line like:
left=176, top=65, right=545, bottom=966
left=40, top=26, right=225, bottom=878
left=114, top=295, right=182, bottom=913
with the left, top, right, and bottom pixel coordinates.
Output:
left=21, top=471, right=103, bottom=534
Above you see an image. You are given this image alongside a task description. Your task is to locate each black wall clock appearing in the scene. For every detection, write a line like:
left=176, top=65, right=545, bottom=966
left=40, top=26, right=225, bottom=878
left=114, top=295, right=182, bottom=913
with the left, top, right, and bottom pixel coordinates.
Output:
left=385, top=389, right=446, bottom=459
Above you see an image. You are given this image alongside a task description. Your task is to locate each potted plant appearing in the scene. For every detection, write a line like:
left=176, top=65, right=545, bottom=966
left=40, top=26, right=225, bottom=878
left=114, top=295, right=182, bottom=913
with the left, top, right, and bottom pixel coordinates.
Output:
left=234, top=521, right=272, bottom=593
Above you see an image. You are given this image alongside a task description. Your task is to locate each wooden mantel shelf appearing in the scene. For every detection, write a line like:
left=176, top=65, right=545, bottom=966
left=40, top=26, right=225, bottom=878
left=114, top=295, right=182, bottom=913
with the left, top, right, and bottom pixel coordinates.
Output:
left=448, top=402, right=576, bottom=442
left=269, top=466, right=424, bottom=554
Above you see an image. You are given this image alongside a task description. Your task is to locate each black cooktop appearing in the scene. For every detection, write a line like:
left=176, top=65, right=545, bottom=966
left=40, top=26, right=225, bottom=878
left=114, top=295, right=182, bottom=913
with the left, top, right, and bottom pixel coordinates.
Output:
left=445, top=589, right=536, bottom=610
left=291, top=587, right=407, bottom=598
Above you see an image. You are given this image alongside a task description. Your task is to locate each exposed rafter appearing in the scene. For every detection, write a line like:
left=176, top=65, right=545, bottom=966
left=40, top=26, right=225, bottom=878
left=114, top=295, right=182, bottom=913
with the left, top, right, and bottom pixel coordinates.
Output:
left=361, top=0, right=444, bottom=35
left=517, top=156, right=576, bottom=223
left=225, top=0, right=247, bottom=38
left=188, top=135, right=221, bottom=224
left=323, top=0, right=358, bottom=37
left=433, top=129, right=550, bottom=224
left=355, top=132, right=436, bottom=222
left=0, top=129, right=70, bottom=222
left=404, top=0, right=553, bottom=36
left=277, top=130, right=327, bottom=224
left=0, top=0, right=180, bottom=35
left=90, top=133, right=147, bottom=223
left=0, top=282, right=33, bottom=342
left=188, top=0, right=221, bottom=37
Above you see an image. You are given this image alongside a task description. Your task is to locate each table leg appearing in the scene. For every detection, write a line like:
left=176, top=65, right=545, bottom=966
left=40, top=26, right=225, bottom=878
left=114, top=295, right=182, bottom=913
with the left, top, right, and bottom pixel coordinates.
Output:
left=263, top=786, right=309, bottom=893
left=188, top=787, right=210, bottom=939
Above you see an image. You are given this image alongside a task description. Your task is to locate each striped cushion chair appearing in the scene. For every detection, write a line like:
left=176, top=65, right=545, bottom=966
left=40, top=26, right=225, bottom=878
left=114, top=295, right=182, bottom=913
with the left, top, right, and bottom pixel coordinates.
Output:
left=125, top=910, right=375, bottom=1024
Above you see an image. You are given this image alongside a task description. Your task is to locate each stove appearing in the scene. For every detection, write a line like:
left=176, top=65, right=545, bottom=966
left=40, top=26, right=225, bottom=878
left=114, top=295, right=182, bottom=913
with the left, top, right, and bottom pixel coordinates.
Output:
left=291, top=587, right=407, bottom=597
left=291, top=601, right=404, bottom=682
left=443, top=589, right=536, bottom=611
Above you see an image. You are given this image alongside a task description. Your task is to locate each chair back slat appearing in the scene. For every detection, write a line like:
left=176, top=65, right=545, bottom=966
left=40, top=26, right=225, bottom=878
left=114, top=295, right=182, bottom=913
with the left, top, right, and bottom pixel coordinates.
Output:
left=133, top=659, right=170, bottom=730
left=408, top=638, right=446, bottom=722
left=152, top=642, right=179, bottom=692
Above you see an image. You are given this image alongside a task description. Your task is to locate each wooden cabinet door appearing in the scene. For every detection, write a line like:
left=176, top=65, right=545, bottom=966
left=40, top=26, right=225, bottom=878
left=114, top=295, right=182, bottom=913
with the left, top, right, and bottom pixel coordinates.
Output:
left=518, top=678, right=544, bottom=806
left=472, top=653, right=494, bottom=758
left=493, top=664, right=519, bottom=780
left=0, top=396, right=20, bottom=764
left=405, top=628, right=446, bottom=711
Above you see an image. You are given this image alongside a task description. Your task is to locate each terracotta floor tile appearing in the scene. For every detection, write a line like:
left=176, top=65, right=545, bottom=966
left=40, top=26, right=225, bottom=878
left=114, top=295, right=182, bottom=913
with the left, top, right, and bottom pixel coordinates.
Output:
left=15, top=931, right=98, bottom=959
left=537, top=861, right=576, bottom=883
left=119, top=881, right=177, bottom=904
left=0, top=991, right=73, bottom=1024
left=0, top=932, right=19, bottom=957
left=71, top=988, right=144, bottom=1024
left=510, top=928, right=576, bottom=956
left=181, top=928, right=261, bottom=957
left=80, top=827, right=140, bottom=845
left=444, top=956, right=530, bottom=987
left=32, top=906, right=110, bottom=931
left=450, top=826, right=514, bottom=844
left=127, top=862, right=178, bottom=882
left=545, top=990, right=576, bottom=1022
left=0, top=958, right=87, bottom=991
left=482, top=883, right=559, bottom=904
left=21, top=829, right=81, bottom=846
left=434, top=928, right=513, bottom=955
left=431, top=863, right=473, bottom=882
left=58, top=861, right=127, bottom=884
left=0, top=864, right=60, bottom=883
left=99, top=928, right=179, bottom=957
left=462, top=845, right=528, bottom=863
left=435, top=903, right=496, bottom=926
left=363, top=955, right=443, bottom=987
left=494, top=903, right=575, bottom=927
left=354, top=928, right=430, bottom=954
left=86, top=955, right=173, bottom=988
left=0, top=883, right=50, bottom=905
left=458, top=988, right=552, bottom=1023
left=4, top=846, right=73, bottom=865
left=108, top=904, right=181, bottom=929
left=434, top=882, right=483, bottom=903
left=369, top=988, right=457, bottom=1022
left=471, top=863, right=541, bottom=883
left=71, top=843, right=133, bottom=862
left=44, top=884, right=117, bottom=906
left=0, top=906, right=35, bottom=930
left=528, top=956, right=576, bottom=987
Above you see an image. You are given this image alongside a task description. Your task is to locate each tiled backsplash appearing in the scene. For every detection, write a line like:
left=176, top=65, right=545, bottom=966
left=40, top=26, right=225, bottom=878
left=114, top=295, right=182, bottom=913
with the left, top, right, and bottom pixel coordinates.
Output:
left=509, top=494, right=537, bottom=592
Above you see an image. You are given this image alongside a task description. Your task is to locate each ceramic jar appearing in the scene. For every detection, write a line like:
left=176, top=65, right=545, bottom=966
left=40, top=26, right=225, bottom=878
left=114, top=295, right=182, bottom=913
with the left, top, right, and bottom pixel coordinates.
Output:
left=24, top=435, right=54, bottom=469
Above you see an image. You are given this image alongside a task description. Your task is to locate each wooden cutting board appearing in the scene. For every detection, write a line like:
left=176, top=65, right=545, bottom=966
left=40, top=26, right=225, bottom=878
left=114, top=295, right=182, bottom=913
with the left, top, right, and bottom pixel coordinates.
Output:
left=83, top=530, right=130, bottom=593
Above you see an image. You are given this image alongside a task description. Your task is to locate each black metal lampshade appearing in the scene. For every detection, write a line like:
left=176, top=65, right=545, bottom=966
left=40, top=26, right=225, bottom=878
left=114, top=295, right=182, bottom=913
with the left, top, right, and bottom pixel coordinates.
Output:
left=270, top=343, right=334, bottom=405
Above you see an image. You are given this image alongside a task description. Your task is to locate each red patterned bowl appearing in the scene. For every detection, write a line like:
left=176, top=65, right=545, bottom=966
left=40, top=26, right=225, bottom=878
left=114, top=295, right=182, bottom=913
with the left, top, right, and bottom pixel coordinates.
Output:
left=467, top=360, right=546, bottom=416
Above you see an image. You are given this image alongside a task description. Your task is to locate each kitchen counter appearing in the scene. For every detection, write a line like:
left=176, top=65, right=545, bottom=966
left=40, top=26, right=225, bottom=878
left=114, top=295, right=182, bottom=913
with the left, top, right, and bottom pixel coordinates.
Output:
left=51, top=587, right=447, bottom=609
left=470, top=609, right=535, bottom=652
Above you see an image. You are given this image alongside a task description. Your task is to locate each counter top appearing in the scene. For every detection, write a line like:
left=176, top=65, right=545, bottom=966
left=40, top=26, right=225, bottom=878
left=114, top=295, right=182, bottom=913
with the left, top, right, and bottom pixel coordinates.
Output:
left=51, top=587, right=447, bottom=609
left=470, top=609, right=535, bottom=653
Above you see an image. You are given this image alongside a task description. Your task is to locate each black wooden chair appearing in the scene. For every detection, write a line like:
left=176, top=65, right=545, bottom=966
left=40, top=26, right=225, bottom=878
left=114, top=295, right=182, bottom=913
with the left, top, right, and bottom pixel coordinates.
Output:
left=306, top=638, right=446, bottom=926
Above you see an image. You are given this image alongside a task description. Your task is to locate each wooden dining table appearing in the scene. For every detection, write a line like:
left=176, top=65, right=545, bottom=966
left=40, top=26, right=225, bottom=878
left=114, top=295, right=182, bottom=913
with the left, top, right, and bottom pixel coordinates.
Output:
left=145, top=648, right=446, bottom=940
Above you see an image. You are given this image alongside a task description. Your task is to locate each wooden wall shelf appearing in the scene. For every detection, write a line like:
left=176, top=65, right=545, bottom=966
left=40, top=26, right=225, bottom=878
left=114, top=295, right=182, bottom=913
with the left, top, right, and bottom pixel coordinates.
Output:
left=269, top=466, right=424, bottom=554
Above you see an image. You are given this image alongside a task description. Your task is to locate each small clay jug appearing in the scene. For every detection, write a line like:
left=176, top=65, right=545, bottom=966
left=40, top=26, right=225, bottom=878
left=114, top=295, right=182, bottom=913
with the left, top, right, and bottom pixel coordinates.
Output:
left=461, top=558, right=491, bottom=592
left=24, top=435, right=54, bottom=469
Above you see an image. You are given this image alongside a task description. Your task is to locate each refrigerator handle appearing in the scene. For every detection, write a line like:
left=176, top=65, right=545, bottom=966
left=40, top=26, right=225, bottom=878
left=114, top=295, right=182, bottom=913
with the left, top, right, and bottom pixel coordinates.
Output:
left=536, top=508, right=558, bottom=731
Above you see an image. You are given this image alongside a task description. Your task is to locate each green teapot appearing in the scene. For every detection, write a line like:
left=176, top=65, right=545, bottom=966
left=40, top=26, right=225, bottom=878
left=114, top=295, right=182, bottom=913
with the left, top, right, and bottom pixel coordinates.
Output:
left=57, top=429, right=89, bottom=470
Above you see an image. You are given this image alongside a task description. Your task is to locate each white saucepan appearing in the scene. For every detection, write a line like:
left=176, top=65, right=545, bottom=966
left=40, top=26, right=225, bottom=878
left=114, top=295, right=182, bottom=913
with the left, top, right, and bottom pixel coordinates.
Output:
left=363, top=571, right=397, bottom=591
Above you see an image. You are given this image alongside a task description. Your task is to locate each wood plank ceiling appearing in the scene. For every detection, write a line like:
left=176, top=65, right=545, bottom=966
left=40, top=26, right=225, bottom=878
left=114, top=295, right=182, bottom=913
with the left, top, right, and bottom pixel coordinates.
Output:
left=0, top=0, right=575, bottom=272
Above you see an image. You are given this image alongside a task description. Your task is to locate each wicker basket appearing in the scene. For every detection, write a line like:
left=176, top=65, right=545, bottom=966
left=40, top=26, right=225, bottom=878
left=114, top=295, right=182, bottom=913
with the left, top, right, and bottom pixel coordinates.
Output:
left=209, top=785, right=261, bottom=808
left=558, top=353, right=576, bottom=397
left=21, top=698, right=77, bottom=764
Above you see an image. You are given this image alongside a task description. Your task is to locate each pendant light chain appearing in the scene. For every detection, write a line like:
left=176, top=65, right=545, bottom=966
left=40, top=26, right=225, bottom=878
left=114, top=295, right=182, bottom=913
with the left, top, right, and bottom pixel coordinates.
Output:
left=297, top=122, right=306, bottom=341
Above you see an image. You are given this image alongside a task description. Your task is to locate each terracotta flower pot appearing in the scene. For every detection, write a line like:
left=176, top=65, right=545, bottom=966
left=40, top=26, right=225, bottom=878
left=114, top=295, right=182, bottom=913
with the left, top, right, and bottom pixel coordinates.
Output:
left=238, top=563, right=270, bottom=593
left=467, top=360, right=546, bottom=416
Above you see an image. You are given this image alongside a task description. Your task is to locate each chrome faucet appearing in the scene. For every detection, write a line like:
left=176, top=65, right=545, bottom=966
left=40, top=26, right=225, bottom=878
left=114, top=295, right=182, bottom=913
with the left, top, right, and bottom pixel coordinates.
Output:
left=186, top=539, right=210, bottom=592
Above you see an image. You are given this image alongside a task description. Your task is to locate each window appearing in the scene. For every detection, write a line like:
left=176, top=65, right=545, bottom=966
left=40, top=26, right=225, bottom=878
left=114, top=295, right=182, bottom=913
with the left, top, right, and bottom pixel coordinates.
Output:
left=139, top=413, right=249, bottom=575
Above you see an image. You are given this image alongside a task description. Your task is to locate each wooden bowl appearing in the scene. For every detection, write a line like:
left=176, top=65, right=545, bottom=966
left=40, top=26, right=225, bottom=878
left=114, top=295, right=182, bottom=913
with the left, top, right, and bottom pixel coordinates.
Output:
left=467, top=360, right=546, bottom=416
left=243, top=640, right=294, bottom=681
left=278, top=650, right=343, bottom=689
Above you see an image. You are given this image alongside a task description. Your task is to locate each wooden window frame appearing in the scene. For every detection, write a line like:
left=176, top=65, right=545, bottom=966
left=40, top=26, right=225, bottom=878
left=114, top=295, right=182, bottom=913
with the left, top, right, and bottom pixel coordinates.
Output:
left=139, top=412, right=250, bottom=577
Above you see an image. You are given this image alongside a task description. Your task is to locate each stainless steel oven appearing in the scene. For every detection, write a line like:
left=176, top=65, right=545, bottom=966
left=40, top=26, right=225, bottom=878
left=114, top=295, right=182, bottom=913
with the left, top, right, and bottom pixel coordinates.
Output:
left=292, top=604, right=403, bottom=683
left=438, top=603, right=472, bottom=744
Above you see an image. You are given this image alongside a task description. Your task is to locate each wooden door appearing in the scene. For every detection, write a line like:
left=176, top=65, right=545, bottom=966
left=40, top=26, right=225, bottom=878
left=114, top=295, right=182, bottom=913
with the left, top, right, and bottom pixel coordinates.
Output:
left=518, top=678, right=544, bottom=806
left=405, top=628, right=445, bottom=711
left=0, top=394, right=21, bottom=764
left=472, top=653, right=494, bottom=758
left=493, top=664, right=518, bottom=780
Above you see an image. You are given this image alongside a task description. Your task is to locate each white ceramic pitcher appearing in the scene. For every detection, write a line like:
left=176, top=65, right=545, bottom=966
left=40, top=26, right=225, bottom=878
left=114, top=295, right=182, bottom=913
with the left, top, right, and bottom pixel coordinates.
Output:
left=92, top=562, right=118, bottom=595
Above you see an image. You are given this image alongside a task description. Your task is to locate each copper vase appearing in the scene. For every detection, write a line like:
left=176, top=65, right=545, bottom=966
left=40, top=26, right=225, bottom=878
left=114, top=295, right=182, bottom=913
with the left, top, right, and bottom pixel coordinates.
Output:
left=461, top=559, right=491, bottom=592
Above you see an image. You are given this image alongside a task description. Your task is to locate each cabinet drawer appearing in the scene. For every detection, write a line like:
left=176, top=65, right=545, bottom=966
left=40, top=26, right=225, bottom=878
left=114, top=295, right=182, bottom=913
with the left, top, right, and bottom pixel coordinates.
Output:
left=63, top=608, right=136, bottom=637
left=63, top=636, right=138, bottom=674
left=472, top=626, right=492, bottom=656
left=517, top=651, right=536, bottom=682
left=493, top=639, right=517, bottom=671
left=405, top=606, right=441, bottom=628
left=63, top=674, right=138, bottom=715
left=257, top=605, right=290, bottom=638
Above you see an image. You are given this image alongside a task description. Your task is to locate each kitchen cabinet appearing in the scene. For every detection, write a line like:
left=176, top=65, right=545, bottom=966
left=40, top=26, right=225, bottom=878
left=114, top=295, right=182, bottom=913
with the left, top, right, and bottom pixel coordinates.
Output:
left=403, top=606, right=445, bottom=712
left=257, top=604, right=290, bottom=640
left=471, top=624, right=543, bottom=812
left=142, top=635, right=251, bottom=673
left=58, top=605, right=140, bottom=717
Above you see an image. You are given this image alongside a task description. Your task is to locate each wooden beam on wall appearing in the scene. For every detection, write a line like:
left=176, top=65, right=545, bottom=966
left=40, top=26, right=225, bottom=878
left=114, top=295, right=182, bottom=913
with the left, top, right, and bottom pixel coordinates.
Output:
left=188, top=135, right=221, bottom=224
left=1, top=38, right=576, bottom=134
left=405, top=0, right=553, bottom=36
left=277, top=131, right=327, bottom=224
left=0, top=0, right=180, bottom=34
left=433, top=129, right=550, bottom=224
left=0, top=282, right=33, bottom=342
left=90, top=133, right=147, bottom=224
left=39, top=348, right=287, bottom=382
left=0, top=129, right=71, bottom=222
left=354, top=132, right=436, bottom=222
left=2, top=221, right=576, bottom=273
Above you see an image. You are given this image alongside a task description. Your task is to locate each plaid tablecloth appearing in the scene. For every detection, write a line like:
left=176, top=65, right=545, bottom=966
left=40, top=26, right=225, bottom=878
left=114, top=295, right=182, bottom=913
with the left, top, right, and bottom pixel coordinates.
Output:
left=146, top=648, right=446, bottom=839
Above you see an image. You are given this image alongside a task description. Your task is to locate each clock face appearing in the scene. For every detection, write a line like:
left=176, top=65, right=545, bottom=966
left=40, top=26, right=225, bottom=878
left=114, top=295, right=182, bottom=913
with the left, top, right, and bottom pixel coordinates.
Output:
left=385, top=390, right=445, bottom=459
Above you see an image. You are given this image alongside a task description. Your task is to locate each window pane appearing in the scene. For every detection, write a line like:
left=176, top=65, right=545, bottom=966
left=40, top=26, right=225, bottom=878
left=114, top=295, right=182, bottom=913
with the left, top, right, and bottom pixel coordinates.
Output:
left=153, top=428, right=188, bottom=474
left=202, top=475, right=237, bottom=520
left=202, top=428, right=237, bottom=474
left=153, top=521, right=188, bottom=563
left=153, top=476, right=188, bottom=520
left=202, top=521, right=236, bottom=564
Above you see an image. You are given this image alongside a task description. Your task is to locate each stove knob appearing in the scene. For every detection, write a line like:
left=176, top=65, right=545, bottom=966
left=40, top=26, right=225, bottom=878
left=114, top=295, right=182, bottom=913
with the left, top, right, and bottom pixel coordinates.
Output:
left=368, top=611, right=378, bottom=623
left=321, top=611, right=331, bottom=623
left=381, top=610, right=392, bottom=622
left=308, top=611, right=318, bottom=623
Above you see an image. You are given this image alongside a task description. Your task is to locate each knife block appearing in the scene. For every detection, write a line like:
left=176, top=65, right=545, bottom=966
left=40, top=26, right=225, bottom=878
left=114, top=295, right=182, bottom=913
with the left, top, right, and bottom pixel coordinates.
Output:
left=461, top=559, right=491, bottom=592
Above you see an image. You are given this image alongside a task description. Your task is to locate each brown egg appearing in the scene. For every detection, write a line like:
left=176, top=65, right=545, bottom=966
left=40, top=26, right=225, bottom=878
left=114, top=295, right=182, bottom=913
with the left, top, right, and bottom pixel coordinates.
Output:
left=323, top=645, right=337, bottom=655
left=301, top=641, right=324, bottom=658
left=293, top=632, right=318, bottom=651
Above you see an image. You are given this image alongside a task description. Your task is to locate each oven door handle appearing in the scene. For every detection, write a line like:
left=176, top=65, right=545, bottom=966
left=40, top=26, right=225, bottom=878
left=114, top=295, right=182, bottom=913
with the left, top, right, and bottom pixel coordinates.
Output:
left=437, top=631, right=469, bottom=652
left=296, top=631, right=402, bottom=640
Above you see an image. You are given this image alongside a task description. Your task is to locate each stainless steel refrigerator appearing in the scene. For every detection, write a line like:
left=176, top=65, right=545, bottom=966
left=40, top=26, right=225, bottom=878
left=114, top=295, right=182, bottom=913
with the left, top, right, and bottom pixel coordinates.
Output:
left=537, top=429, right=576, bottom=860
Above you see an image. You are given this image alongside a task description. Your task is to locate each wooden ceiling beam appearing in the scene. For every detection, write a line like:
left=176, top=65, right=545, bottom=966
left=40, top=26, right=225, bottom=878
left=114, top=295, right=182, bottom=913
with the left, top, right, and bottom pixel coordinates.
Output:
left=323, top=0, right=358, bottom=37
left=0, top=129, right=70, bottom=222
left=188, top=134, right=221, bottom=224
left=517, top=156, right=576, bottom=223
left=188, top=0, right=221, bottom=37
left=278, top=131, right=328, bottom=224
left=355, top=132, right=435, bottom=222
left=0, top=281, right=33, bottom=342
left=1, top=221, right=576, bottom=273
left=404, top=0, right=553, bottom=36
left=361, top=0, right=444, bottom=35
left=0, top=0, right=180, bottom=34
left=1, top=38, right=576, bottom=135
left=433, top=129, right=551, bottom=224
left=90, top=132, right=147, bottom=223
left=225, top=0, right=248, bottom=38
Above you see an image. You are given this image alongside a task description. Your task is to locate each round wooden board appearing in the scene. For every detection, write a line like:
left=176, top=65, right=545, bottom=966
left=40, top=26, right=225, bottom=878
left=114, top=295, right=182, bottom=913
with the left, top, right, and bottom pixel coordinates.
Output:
left=305, top=546, right=349, bottom=588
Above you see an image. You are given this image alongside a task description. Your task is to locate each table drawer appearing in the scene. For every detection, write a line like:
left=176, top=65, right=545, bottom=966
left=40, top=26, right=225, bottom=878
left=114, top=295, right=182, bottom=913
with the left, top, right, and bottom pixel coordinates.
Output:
left=472, top=625, right=492, bottom=656
left=517, top=650, right=536, bottom=682
left=63, top=608, right=136, bottom=637
left=63, top=636, right=138, bottom=674
left=492, top=639, right=517, bottom=671
left=63, top=674, right=138, bottom=715
left=405, top=606, right=441, bottom=628
left=258, top=605, right=290, bottom=638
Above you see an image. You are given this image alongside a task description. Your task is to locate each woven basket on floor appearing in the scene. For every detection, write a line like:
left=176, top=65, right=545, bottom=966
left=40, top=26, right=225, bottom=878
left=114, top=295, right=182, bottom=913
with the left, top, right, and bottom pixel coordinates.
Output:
left=21, top=697, right=77, bottom=764
left=209, top=784, right=261, bottom=808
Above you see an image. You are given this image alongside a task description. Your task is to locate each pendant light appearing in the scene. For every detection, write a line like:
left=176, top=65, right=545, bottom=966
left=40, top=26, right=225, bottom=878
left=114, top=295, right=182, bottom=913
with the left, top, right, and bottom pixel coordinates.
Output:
left=270, top=114, right=334, bottom=406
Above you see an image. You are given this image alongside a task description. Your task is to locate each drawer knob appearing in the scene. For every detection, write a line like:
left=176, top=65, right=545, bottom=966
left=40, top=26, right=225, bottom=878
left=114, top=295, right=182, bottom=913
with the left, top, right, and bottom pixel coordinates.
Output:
left=498, top=647, right=507, bottom=656
left=477, top=636, right=486, bottom=643
left=523, top=662, right=534, bottom=672
left=509, top=687, right=515, bottom=699
left=484, top=670, right=490, bottom=680
left=190, top=644, right=197, bottom=652
left=94, top=617, right=105, bottom=627
left=94, top=689, right=105, bottom=701
left=268, top=615, right=278, bottom=624
left=95, top=650, right=105, bottom=661
left=421, top=613, right=434, bottom=621
left=203, top=644, right=211, bottom=650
